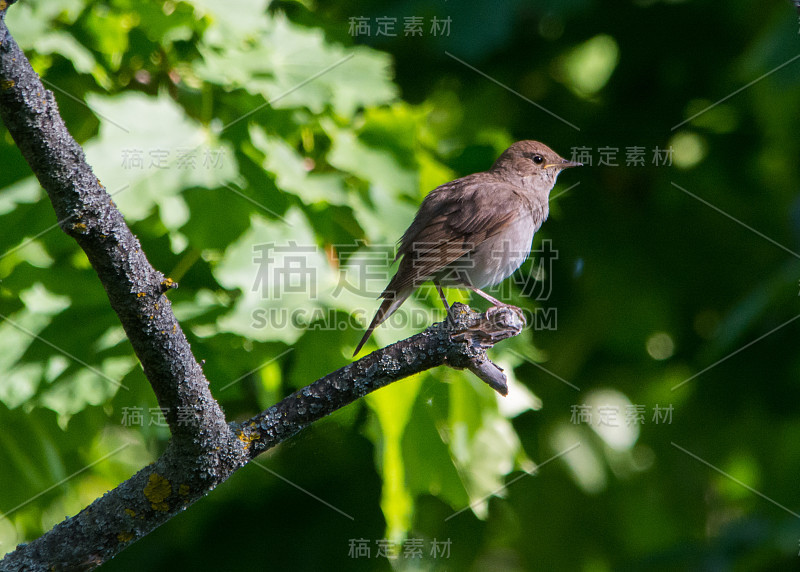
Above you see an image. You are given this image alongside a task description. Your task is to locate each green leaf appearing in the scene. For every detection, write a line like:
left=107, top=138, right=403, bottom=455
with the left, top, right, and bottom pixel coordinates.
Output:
left=249, top=126, right=350, bottom=206
left=366, top=374, right=423, bottom=542
left=180, top=187, right=252, bottom=250
left=196, top=12, right=396, bottom=117
left=403, top=378, right=470, bottom=510
left=323, top=118, right=417, bottom=199
left=82, top=92, right=238, bottom=229
left=213, top=208, right=336, bottom=343
left=448, top=375, right=531, bottom=518
left=0, top=284, right=70, bottom=409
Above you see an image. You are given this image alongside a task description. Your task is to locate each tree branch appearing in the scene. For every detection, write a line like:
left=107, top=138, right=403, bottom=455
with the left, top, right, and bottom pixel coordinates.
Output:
left=0, top=6, right=522, bottom=570
left=0, top=1, right=223, bottom=449
left=239, top=302, right=523, bottom=458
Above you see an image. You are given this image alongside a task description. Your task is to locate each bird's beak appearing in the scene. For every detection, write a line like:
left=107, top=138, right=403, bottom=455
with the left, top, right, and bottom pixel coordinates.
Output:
left=545, top=159, right=582, bottom=169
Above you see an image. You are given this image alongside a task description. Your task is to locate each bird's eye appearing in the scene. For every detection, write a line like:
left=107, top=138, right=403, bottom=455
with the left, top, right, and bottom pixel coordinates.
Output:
left=532, top=154, right=544, bottom=165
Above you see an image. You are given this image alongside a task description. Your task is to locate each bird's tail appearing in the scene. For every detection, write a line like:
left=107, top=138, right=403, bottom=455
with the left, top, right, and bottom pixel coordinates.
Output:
left=353, top=289, right=411, bottom=356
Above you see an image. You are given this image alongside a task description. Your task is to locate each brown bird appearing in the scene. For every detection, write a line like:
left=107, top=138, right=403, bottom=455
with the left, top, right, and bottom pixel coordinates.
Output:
left=353, top=140, right=581, bottom=356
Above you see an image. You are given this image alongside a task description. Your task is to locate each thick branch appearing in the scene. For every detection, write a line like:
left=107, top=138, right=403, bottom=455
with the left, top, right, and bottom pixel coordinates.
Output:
left=0, top=2, right=223, bottom=447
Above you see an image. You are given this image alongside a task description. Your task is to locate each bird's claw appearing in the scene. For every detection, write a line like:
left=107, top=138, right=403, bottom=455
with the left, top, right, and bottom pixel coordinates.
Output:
left=485, top=304, right=526, bottom=328
left=449, top=303, right=525, bottom=347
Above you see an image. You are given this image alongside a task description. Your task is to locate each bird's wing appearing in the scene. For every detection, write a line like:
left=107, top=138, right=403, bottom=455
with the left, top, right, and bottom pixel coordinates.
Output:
left=385, top=177, right=533, bottom=296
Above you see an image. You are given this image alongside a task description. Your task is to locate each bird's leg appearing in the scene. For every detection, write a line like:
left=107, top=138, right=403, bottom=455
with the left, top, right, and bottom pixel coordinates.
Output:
left=471, top=287, right=527, bottom=326
left=434, top=280, right=450, bottom=313
left=470, top=287, right=504, bottom=307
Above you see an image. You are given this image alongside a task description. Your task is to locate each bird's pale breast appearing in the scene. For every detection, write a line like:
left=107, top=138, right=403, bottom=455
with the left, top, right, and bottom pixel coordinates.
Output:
left=440, top=204, right=542, bottom=289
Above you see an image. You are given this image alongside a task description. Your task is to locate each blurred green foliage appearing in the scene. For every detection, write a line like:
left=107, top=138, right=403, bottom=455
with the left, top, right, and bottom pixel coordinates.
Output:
left=2, top=0, right=800, bottom=569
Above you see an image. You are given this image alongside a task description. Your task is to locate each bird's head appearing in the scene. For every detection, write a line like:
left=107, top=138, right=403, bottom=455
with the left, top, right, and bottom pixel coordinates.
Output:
left=492, top=140, right=581, bottom=192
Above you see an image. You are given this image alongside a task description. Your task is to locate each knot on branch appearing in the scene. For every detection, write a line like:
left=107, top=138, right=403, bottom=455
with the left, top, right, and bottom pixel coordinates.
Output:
left=0, top=2, right=15, bottom=20
left=160, top=277, right=178, bottom=292
left=443, top=302, right=525, bottom=395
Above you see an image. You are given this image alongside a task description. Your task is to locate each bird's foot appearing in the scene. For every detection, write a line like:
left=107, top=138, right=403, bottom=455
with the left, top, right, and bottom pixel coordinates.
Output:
left=486, top=303, right=526, bottom=328
left=449, top=303, right=525, bottom=348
